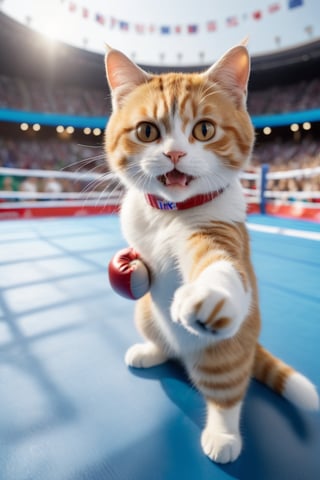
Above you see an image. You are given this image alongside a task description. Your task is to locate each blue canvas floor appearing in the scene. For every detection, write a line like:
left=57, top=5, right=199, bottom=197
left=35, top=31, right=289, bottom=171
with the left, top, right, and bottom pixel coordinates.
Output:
left=0, top=214, right=319, bottom=480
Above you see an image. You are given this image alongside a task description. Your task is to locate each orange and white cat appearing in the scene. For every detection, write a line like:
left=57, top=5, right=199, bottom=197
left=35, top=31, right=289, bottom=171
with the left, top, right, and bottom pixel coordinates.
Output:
left=104, top=44, right=319, bottom=463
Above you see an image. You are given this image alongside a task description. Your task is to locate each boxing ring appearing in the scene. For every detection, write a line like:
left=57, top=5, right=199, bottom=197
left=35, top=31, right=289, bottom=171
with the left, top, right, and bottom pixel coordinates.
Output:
left=0, top=166, right=319, bottom=480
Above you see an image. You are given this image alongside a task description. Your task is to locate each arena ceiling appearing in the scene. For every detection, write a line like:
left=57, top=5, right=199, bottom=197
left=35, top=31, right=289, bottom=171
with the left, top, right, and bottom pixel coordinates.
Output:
left=0, top=2, right=320, bottom=91
left=1, top=0, right=319, bottom=66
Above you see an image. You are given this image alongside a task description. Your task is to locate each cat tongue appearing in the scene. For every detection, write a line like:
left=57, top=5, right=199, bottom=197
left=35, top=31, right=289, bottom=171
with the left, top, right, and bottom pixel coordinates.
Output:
left=165, top=169, right=188, bottom=187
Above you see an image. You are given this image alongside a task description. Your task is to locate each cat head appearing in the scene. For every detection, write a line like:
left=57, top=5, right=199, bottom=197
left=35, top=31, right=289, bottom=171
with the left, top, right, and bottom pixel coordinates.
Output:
left=105, top=45, right=254, bottom=202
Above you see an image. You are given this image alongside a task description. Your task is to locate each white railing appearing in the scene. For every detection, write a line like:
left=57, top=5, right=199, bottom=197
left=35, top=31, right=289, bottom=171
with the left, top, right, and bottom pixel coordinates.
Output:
left=0, top=165, right=319, bottom=213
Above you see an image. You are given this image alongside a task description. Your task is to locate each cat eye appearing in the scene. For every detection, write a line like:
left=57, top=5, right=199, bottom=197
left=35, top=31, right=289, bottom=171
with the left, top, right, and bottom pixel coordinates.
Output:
left=192, top=120, right=215, bottom=142
left=136, top=122, right=160, bottom=142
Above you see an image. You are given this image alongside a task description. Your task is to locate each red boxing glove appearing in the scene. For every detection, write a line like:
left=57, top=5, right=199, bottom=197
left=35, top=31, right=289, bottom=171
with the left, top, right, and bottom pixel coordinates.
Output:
left=108, top=247, right=151, bottom=300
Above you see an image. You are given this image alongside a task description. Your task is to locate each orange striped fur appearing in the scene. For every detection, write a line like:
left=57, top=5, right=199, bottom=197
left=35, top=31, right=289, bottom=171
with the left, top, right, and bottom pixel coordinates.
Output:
left=254, top=344, right=294, bottom=395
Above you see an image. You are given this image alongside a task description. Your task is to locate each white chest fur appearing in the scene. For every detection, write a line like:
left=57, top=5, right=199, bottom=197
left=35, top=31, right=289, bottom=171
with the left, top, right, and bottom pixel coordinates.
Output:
left=120, top=191, right=196, bottom=354
left=119, top=182, right=247, bottom=355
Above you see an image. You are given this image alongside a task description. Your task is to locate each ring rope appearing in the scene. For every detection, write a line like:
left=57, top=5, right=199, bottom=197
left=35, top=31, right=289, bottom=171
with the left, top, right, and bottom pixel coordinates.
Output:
left=266, top=166, right=320, bottom=180
left=1, top=165, right=319, bottom=218
left=0, top=199, right=116, bottom=209
left=0, top=167, right=103, bottom=181
left=239, top=171, right=260, bottom=180
left=264, top=191, right=320, bottom=200
left=0, top=191, right=121, bottom=200
left=1, top=165, right=319, bottom=182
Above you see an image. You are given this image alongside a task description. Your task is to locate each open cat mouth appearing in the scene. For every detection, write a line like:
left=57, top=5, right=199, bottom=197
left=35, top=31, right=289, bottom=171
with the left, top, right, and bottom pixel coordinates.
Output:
left=158, top=169, right=194, bottom=188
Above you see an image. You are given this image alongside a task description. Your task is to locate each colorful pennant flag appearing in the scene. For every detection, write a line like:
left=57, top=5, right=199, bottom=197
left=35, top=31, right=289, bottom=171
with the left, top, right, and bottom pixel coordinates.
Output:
left=119, top=21, right=129, bottom=31
left=268, top=2, right=281, bottom=13
left=160, top=26, right=171, bottom=35
left=187, top=24, right=198, bottom=34
left=95, top=13, right=105, bottom=25
left=63, top=2, right=284, bottom=37
left=226, top=16, right=238, bottom=27
left=110, top=17, right=117, bottom=29
left=135, top=24, right=145, bottom=34
left=252, top=10, right=263, bottom=20
left=288, top=0, right=304, bottom=8
left=207, top=21, right=217, bottom=32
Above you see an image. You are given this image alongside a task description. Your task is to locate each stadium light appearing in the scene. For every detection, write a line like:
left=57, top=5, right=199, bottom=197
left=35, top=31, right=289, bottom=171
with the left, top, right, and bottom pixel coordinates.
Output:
left=20, top=123, right=29, bottom=131
left=56, top=125, right=65, bottom=133
left=302, top=122, right=311, bottom=130
left=83, top=127, right=92, bottom=135
left=93, top=128, right=102, bottom=136
left=66, top=126, right=75, bottom=134
left=32, top=123, right=41, bottom=132
left=263, top=127, right=272, bottom=135
left=290, top=123, right=299, bottom=132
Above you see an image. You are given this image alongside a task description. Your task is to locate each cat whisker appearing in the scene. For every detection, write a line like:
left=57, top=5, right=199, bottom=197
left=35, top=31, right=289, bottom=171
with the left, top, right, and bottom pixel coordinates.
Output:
left=61, top=151, right=106, bottom=173
left=80, top=174, right=115, bottom=200
left=80, top=173, right=123, bottom=209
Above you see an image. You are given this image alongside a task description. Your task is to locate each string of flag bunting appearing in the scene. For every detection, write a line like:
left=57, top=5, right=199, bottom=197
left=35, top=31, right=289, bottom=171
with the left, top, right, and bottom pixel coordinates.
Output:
left=62, top=0, right=304, bottom=35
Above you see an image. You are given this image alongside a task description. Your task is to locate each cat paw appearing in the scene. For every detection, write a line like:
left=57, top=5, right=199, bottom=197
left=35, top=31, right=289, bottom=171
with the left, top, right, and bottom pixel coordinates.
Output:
left=171, top=283, right=243, bottom=339
left=201, top=428, right=242, bottom=464
left=125, top=342, right=167, bottom=368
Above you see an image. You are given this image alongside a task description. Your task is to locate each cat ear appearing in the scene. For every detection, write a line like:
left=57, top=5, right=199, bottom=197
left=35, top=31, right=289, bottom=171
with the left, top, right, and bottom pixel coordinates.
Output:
left=203, top=45, right=250, bottom=107
left=105, top=47, right=152, bottom=109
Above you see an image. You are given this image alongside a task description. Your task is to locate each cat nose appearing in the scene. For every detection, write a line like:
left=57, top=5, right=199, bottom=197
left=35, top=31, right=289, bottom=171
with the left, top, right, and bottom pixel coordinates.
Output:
left=164, top=150, right=186, bottom=165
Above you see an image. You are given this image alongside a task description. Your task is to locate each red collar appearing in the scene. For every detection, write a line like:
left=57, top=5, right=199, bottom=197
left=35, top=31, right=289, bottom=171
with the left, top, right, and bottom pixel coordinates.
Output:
left=145, top=188, right=226, bottom=211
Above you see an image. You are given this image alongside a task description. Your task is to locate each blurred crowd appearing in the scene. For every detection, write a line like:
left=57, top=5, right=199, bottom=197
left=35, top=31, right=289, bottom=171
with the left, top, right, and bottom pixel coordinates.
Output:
left=0, top=138, right=111, bottom=200
left=0, top=135, right=319, bottom=202
left=0, top=73, right=319, bottom=203
left=0, top=75, right=111, bottom=116
left=242, top=137, right=320, bottom=201
left=0, top=173, right=117, bottom=201
left=2, top=135, right=318, bottom=172
left=0, top=137, right=104, bottom=171
left=252, top=136, right=320, bottom=169
left=247, top=78, right=320, bottom=115
left=1, top=74, right=319, bottom=116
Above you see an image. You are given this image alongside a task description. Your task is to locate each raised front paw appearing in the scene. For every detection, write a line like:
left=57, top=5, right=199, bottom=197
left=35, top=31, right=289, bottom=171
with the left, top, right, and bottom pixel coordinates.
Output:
left=171, top=283, right=244, bottom=339
left=201, top=428, right=242, bottom=464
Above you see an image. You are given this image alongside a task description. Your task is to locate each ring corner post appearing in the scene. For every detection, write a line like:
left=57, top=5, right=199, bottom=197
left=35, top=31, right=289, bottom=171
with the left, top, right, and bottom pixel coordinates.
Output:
left=260, top=163, right=269, bottom=215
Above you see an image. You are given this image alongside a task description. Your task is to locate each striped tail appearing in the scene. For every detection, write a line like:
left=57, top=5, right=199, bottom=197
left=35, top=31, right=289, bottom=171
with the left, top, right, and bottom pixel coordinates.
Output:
left=253, top=344, right=319, bottom=411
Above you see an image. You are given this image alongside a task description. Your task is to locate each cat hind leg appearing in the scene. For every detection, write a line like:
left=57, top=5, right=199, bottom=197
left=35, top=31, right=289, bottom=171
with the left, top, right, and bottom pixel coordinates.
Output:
left=125, top=342, right=167, bottom=368
left=125, top=294, right=169, bottom=368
